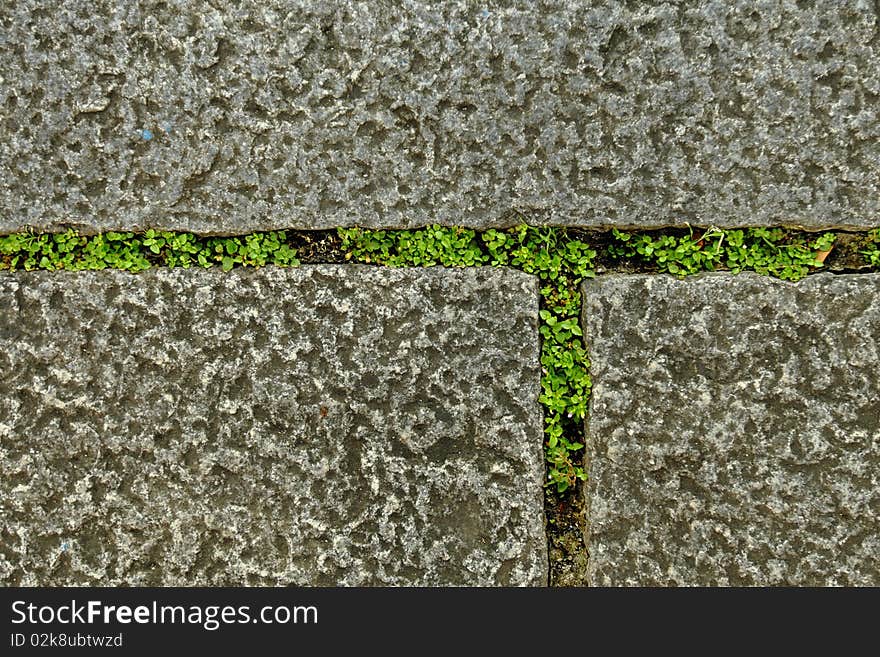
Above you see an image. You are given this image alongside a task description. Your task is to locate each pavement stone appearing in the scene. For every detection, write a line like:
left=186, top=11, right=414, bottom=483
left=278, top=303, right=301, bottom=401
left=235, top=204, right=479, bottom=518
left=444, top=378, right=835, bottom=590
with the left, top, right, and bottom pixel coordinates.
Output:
left=581, top=272, right=880, bottom=586
left=2, top=1, right=878, bottom=234
left=0, top=265, right=546, bottom=585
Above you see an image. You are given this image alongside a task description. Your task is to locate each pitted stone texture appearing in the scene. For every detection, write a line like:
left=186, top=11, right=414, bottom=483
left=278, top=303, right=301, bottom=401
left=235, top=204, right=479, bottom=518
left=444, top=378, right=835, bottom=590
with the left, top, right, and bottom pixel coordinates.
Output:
left=0, top=266, right=546, bottom=586
left=2, top=1, right=879, bottom=234
left=582, top=273, right=880, bottom=586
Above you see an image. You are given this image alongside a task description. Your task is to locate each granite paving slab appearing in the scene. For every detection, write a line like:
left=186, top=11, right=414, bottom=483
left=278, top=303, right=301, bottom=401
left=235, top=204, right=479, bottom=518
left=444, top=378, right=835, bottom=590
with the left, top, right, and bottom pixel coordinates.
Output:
left=582, top=273, right=880, bottom=586
left=2, top=1, right=878, bottom=234
left=0, top=266, right=546, bottom=585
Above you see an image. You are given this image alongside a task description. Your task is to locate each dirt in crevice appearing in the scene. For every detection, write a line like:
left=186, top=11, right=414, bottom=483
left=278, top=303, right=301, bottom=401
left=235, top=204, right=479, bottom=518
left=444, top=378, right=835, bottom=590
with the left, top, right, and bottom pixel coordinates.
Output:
left=288, top=229, right=348, bottom=264
left=821, top=231, right=879, bottom=272
left=545, top=482, right=589, bottom=587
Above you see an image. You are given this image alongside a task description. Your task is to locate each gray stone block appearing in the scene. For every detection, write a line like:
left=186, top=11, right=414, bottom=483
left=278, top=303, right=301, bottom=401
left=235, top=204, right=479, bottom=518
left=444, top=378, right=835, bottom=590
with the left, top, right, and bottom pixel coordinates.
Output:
left=582, top=273, right=880, bottom=586
left=2, top=1, right=878, bottom=234
left=0, top=266, right=546, bottom=585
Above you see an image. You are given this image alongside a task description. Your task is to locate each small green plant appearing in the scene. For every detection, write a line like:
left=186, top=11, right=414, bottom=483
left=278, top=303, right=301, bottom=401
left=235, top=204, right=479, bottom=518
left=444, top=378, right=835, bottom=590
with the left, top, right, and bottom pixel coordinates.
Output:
left=339, top=226, right=486, bottom=267
left=863, top=229, right=880, bottom=267
left=608, top=227, right=836, bottom=281
left=0, top=230, right=300, bottom=272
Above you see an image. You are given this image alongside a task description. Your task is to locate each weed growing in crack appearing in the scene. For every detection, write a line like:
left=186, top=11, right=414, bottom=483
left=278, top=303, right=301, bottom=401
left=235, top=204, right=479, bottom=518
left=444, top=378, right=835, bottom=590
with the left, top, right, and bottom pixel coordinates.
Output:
left=863, top=229, right=880, bottom=267
left=0, top=230, right=300, bottom=272
left=608, top=227, right=836, bottom=280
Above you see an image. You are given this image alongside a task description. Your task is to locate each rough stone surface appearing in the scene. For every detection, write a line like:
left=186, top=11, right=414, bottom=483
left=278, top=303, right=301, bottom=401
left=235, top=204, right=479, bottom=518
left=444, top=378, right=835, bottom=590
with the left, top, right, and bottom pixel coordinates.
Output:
left=2, top=1, right=879, bottom=234
left=0, top=266, right=546, bottom=586
left=582, top=273, right=880, bottom=586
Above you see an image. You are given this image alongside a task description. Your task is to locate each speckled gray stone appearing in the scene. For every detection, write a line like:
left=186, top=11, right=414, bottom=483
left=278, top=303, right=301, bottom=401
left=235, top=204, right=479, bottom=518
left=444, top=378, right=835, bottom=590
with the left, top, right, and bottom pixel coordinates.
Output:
left=2, top=1, right=878, bottom=233
left=0, top=266, right=546, bottom=586
left=582, top=273, right=880, bottom=586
